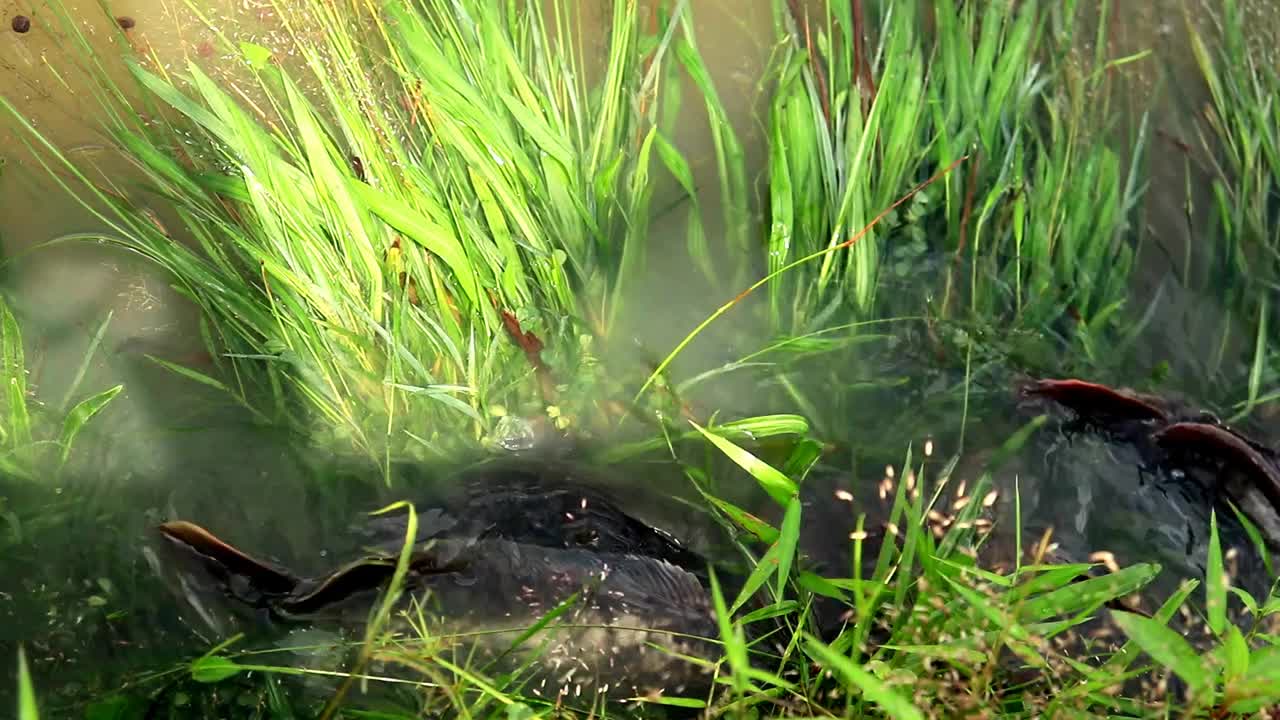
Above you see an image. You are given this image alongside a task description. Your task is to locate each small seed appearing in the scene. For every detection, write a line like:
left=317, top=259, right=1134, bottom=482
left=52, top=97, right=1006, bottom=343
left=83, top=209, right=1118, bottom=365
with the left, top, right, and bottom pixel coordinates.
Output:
left=115, top=16, right=135, bottom=29
left=12, top=15, right=31, bottom=33
left=1089, top=550, right=1120, bottom=573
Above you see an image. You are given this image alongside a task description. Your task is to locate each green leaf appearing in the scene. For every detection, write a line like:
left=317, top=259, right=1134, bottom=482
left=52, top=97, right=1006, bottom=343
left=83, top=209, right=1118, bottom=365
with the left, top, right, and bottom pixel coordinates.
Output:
left=1206, top=510, right=1227, bottom=635
left=775, top=495, right=802, bottom=597
left=349, top=181, right=480, bottom=306
left=729, top=542, right=780, bottom=616
left=145, top=356, right=231, bottom=392
left=690, top=420, right=797, bottom=505
left=239, top=42, right=273, bottom=70
left=1018, top=563, right=1159, bottom=622
left=1110, top=610, right=1209, bottom=696
left=802, top=634, right=924, bottom=720
left=697, top=487, right=778, bottom=544
left=1223, top=624, right=1249, bottom=682
left=1235, top=644, right=1280, bottom=699
left=738, top=600, right=799, bottom=624
left=1260, top=593, right=1280, bottom=617
left=798, top=571, right=852, bottom=601
left=58, top=385, right=123, bottom=466
left=17, top=647, right=39, bottom=720
left=634, top=694, right=706, bottom=708
left=190, top=655, right=244, bottom=684
left=780, top=438, right=824, bottom=485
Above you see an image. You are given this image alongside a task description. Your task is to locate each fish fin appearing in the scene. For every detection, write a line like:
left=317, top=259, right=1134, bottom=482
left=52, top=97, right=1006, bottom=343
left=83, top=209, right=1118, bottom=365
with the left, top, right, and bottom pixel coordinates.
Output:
left=279, top=550, right=470, bottom=617
left=158, top=521, right=298, bottom=595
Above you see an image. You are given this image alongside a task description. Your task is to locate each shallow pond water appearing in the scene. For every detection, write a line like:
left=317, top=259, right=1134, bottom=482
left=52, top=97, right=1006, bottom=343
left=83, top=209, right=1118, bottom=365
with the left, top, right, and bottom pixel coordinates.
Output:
left=0, top=0, right=1278, bottom=715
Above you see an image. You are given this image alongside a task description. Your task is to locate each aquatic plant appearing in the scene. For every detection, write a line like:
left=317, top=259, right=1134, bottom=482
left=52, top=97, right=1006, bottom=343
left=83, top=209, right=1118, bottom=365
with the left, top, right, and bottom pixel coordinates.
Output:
left=0, top=295, right=121, bottom=483
left=760, top=0, right=1148, bottom=368
left=15, top=647, right=40, bottom=720
left=0, top=0, right=755, bottom=471
left=1186, top=0, right=1280, bottom=419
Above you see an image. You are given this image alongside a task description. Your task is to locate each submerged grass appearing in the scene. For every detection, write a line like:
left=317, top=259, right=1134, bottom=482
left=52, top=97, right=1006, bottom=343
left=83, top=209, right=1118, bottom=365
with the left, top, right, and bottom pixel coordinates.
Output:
left=762, top=0, right=1149, bottom=370
left=1185, top=0, right=1280, bottom=418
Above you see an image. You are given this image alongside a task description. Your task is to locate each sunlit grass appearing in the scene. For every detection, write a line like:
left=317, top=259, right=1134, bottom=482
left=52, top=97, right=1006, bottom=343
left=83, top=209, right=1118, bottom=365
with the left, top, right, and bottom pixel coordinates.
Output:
left=0, top=0, right=752, bottom=472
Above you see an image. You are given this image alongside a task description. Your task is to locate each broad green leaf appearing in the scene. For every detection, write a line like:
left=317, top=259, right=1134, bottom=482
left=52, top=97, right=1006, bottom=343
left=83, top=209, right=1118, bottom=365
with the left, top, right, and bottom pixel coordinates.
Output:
left=775, top=495, right=802, bottom=597
left=58, top=385, right=123, bottom=466
left=699, top=490, right=778, bottom=544
left=190, top=655, right=243, bottom=683
left=729, top=542, right=781, bottom=616
left=1018, top=563, right=1159, bottom=622
left=690, top=420, right=797, bottom=505
left=798, top=572, right=852, bottom=601
left=349, top=181, right=480, bottom=306
left=1110, top=610, right=1209, bottom=696
left=708, top=570, right=750, bottom=695
left=17, top=647, right=38, bottom=720
left=1223, top=624, right=1249, bottom=682
left=239, top=41, right=273, bottom=69
left=1206, top=510, right=1227, bottom=635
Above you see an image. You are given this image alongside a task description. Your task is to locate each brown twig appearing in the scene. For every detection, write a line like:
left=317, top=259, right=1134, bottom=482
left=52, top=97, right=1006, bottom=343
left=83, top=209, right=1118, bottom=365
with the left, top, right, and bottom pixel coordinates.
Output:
left=498, top=306, right=558, bottom=405
left=954, top=151, right=982, bottom=261
left=786, top=0, right=830, bottom=128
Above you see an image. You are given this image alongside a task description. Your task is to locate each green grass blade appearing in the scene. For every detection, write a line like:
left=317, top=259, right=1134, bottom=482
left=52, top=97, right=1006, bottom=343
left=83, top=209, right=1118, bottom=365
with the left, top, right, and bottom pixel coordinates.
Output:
left=16, top=647, right=39, bottom=720
left=57, top=385, right=124, bottom=468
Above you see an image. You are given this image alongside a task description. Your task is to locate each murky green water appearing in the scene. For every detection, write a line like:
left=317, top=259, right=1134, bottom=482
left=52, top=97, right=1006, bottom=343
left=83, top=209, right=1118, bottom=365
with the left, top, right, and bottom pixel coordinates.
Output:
left=0, top=0, right=1277, bottom=715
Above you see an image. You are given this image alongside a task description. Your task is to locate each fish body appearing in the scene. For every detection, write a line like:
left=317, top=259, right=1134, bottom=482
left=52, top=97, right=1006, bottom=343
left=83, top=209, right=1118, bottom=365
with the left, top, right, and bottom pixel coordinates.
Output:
left=151, top=461, right=724, bottom=702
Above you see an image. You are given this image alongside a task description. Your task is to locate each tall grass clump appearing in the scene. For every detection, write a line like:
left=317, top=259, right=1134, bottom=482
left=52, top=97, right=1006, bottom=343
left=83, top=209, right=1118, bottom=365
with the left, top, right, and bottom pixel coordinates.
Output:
left=1, top=0, right=744, bottom=470
left=763, top=0, right=1149, bottom=368
left=1186, top=0, right=1280, bottom=418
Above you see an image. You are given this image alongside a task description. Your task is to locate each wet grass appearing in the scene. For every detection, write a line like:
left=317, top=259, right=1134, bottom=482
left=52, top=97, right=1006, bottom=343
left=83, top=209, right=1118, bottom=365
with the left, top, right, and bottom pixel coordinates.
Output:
left=0, top=0, right=750, bottom=473
left=0, top=293, right=122, bottom=551
left=1185, top=0, right=1280, bottom=420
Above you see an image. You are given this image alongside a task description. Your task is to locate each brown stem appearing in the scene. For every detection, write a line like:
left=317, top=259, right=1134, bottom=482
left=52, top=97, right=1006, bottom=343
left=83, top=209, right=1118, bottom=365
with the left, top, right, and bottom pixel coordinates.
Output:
left=955, top=150, right=982, bottom=262
left=787, top=0, right=831, bottom=128
left=851, top=0, right=877, bottom=112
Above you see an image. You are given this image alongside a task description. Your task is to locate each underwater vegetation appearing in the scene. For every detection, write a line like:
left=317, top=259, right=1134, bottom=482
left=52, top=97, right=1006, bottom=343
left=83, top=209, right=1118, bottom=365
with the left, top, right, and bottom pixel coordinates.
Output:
left=1, top=0, right=1279, bottom=718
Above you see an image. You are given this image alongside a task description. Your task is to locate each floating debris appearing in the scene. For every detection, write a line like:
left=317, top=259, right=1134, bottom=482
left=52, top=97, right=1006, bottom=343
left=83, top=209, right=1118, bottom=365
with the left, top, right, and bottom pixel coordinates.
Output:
left=11, top=15, right=30, bottom=33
